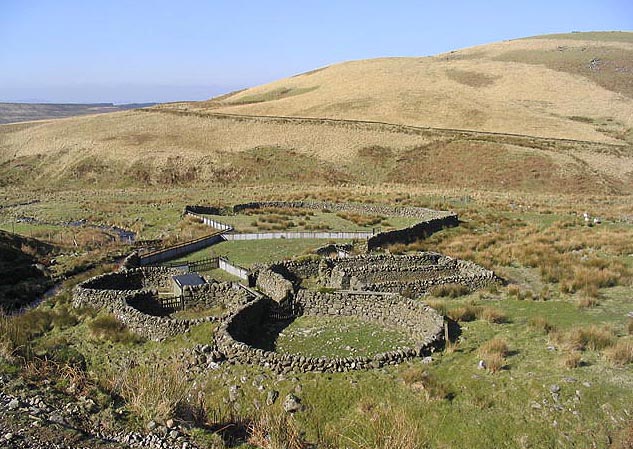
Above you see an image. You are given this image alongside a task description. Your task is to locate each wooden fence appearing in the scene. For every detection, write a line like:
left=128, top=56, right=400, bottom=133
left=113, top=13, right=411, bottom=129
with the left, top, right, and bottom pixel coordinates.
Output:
left=159, top=295, right=185, bottom=313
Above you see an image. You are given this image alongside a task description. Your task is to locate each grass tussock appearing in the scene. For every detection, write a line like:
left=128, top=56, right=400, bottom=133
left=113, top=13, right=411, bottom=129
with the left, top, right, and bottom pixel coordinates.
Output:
left=566, top=325, right=616, bottom=351
left=604, top=339, right=633, bottom=366
left=576, top=295, right=599, bottom=309
left=400, top=366, right=449, bottom=400
left=562, top=351, right=583, bottom=369
left=477, top=306, right=508, bottom=324
left=342, top=400, right=422, bottom=449
left=248, top=410, right=306, bottom=449
left=478, top=336, right=509, bottom=373
left=528, top=316, right=557, bottom=334
left=447, top=305, right=479, bottom=322
left=88, top=314, right=142, bottom=344
left=113, top=360, right=193, bottom=424
left=445, top=304, right=507, bottom=324
left=430, top=283, right=470, bottom=298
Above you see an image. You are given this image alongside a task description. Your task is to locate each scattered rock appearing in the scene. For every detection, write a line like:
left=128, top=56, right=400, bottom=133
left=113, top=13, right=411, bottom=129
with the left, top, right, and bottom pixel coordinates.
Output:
left=7, top=398, right=20, bottom=410
left=550, top=384, right=561, bottom=394
left=166, top=418, right=176, bottom=429
left=266, top=390, right=279, bottom=406
left=477, top=360, right=486, bottom=370
left=282, top=394, right=303, bottom=413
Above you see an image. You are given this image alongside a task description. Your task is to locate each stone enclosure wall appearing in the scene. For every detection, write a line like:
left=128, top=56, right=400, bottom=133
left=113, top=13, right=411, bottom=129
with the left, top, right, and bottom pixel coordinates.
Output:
left=73, top=201, right=502, bottom=373
left=215, top=290, right=444, bottom=374
left=73, top=267, right=253, bottom=341
left=186, top=200, right=459, bottom=250
left=319, top=253, right=499, bottom=297
left=74, top=251, right=497, bottom=372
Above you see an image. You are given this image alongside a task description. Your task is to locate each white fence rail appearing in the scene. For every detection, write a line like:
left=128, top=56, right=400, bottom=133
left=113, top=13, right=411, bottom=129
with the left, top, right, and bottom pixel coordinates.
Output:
left=218, top=257, right=250, bottom=280
left=224, top=231, right=373, bottom=241
left=187, top=212, right=233, bottom=231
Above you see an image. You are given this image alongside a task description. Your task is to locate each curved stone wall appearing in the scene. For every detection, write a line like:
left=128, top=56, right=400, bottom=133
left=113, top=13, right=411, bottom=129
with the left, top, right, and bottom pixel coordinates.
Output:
left=73, top=267, right=252, bottom=341
left=215, top=291, right=444, bottom=374
left=74, top=244, right=497, bottom=372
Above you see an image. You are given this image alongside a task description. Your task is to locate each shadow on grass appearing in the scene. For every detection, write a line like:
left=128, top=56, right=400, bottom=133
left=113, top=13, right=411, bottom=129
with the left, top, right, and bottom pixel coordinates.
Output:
left=244, top=317, right=297, bottom=352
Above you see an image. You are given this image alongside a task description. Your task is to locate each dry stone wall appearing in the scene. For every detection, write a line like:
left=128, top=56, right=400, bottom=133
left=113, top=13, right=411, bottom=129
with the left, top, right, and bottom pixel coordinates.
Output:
left=73, top=267, right=253, bottom=341
left=215, top=290, right=443, bottom=374
left=185, top=200, right=458, bottom=251
left=319, top=253, right=499, bottom=295
left=255, top=269, right=294, bottom=303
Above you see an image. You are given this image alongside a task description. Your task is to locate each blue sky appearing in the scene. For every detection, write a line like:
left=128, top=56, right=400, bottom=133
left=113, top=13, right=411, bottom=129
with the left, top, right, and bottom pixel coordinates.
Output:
left=1, top=0, right=631, bottom=103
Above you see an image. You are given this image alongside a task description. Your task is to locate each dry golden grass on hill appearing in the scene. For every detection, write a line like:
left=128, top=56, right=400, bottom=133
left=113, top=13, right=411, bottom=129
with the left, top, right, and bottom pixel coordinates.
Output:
left=0, top=32, right=631, bottom=193
left=185, top=32, right=633, bottom=143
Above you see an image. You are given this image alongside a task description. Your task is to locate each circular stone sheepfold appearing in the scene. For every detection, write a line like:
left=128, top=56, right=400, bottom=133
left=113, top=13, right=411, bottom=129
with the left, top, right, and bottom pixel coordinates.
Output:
left=215, top=291, right=444, bottom=373
left=72, top=267, right=253, bottom=341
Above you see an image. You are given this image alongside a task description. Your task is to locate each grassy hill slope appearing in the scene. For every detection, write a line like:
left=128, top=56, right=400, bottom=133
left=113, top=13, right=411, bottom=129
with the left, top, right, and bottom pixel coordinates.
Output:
left=0, top=32, right=631, bottom=193
left=184, top=32, right=633, bottom=144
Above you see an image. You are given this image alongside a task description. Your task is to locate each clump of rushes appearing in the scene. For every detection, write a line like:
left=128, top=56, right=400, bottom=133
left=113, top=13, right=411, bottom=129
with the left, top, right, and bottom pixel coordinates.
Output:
left=528, top=316, right=557, bottom=334
left=431, top=283, right=470, bottom=298
left=447, top=305, right=479, bottom=322
left=400, top=366, right=448, bottom=400
left=478, top=336, right=509, bottom=373
left=562, top=351, right=583, bottom=369
left=477, top=306, right=508, bottom=324
left=604, top=339, right=633, bottom=366
left=88, top=313, right=142, bottom=344
left=566, top=325, right=615, bottom=351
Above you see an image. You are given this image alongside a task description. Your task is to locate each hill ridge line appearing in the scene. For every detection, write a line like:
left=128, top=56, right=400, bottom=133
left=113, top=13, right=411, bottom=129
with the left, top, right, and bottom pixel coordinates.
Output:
left=143, top=107, right=629, bottom=152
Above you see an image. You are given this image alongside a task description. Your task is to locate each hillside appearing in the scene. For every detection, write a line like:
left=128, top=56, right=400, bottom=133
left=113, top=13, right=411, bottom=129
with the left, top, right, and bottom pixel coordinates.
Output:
left=0, top=32, right=631, bottom=193
left=0, top=102, right=156, bottom=125
left=182, top=31, right=633, bottom=143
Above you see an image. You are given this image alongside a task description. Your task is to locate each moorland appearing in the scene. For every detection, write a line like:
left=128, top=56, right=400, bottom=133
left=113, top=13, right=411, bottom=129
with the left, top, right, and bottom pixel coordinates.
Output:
left=0, top=32, right=632, bottom=449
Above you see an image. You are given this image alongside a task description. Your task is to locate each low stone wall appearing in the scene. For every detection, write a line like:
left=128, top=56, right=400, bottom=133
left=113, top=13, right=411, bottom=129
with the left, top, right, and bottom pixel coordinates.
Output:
left=267, top=258, right=323, bottom=284
left=138, top=232, right=226, bottom=266
left=367, top=215, right=459, bottom=250
left=185, top=201, right=458, bottom=250
left=319, top=253, right=499, bottom=295
left=184, top=205, right=225, bottom=216
left=315, top=243, right=352, bottom=258
left=72, top=268, right=253, bottom=341
left=215, top=290, right=444, bottom=374
left=255, top=269, right=294, bottom=303
left=231, top=201, right=452, bottom=221
left=78, top=267, right=177, bottom=291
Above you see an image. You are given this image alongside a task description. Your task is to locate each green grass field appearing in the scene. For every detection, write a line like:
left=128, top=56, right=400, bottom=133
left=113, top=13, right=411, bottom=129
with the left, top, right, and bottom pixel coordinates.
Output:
left=171, top=238, right=345, bottom=267
left=1, top=185, right=632, bottom=448
left=270, top=315, right=415, bottom=358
